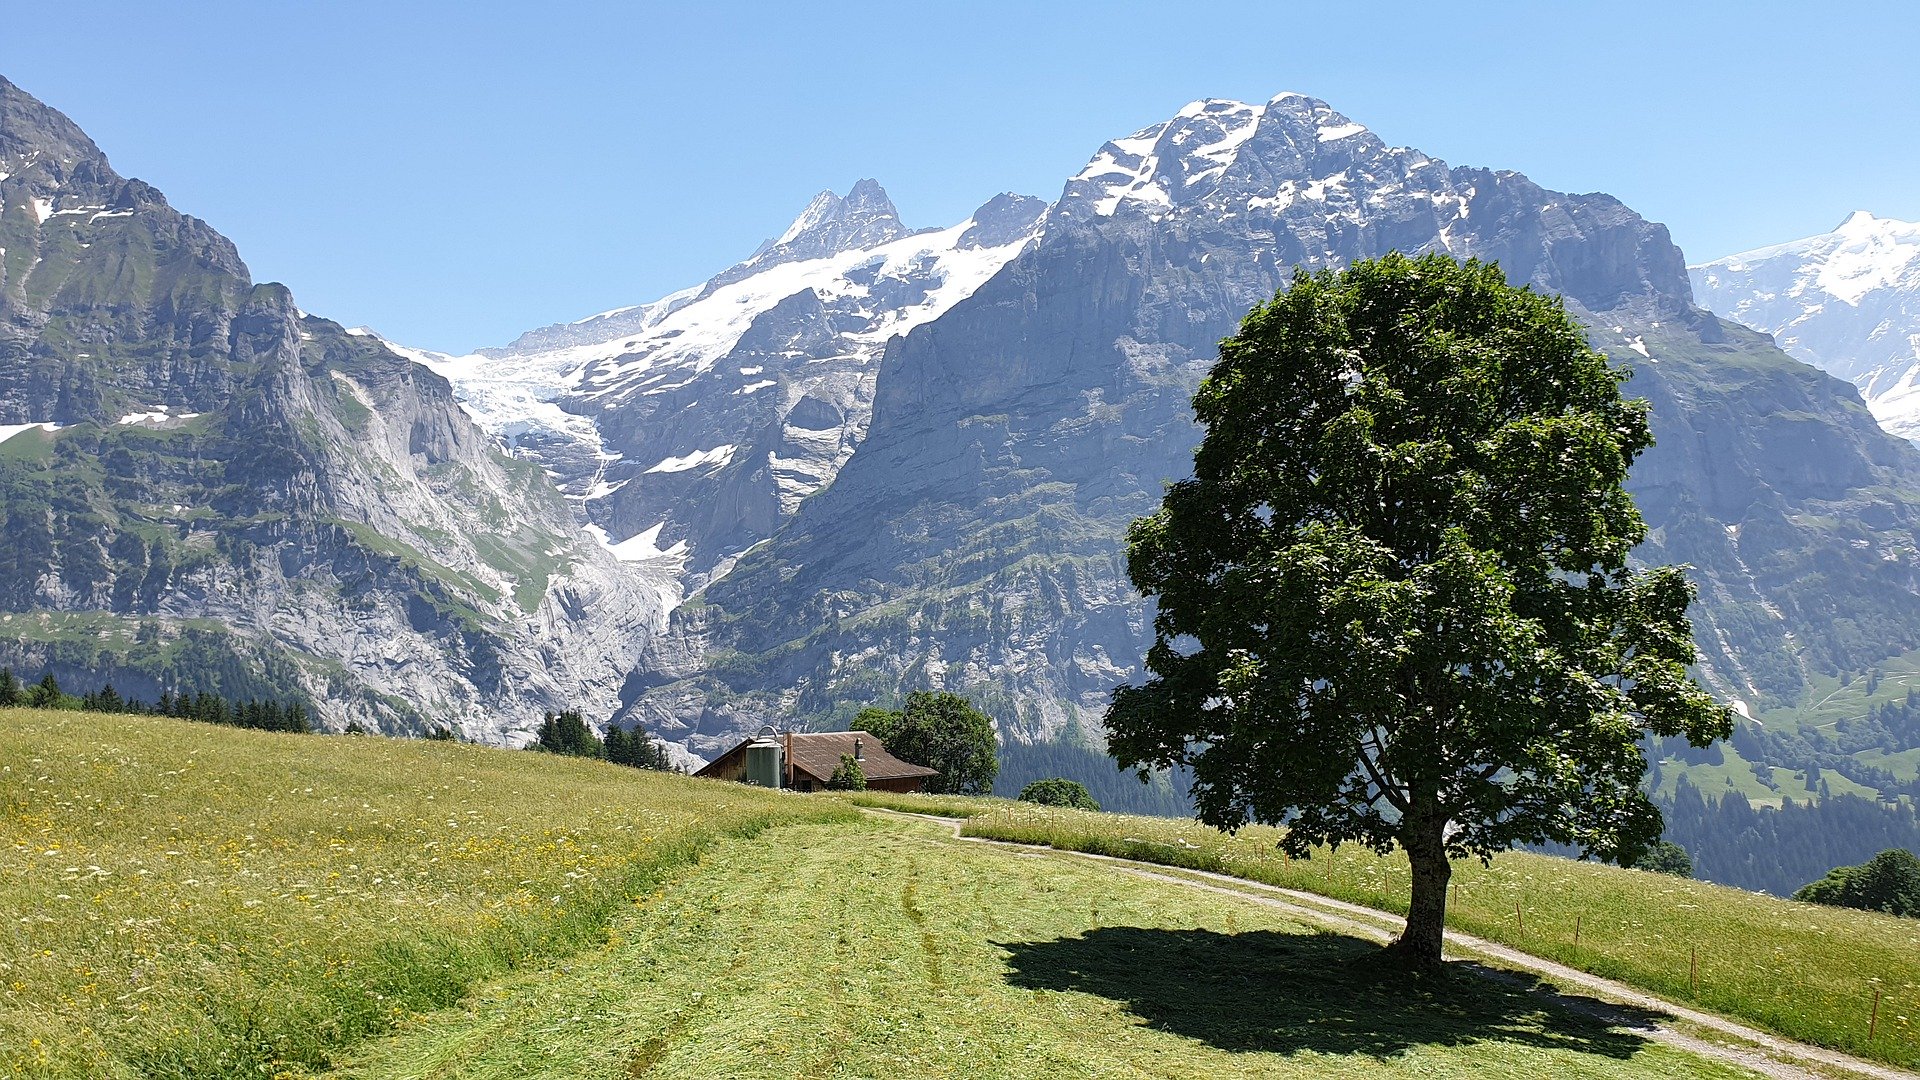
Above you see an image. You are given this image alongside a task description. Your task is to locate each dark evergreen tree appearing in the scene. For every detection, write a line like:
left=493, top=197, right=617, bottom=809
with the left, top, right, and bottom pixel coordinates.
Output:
left=29, top=672, right=61, bottom=708
left=0, top=668, right=17, bottom=707
left=1658, top=778, right=1920, bottom=896
left=534, top=710, right=602, bottom=758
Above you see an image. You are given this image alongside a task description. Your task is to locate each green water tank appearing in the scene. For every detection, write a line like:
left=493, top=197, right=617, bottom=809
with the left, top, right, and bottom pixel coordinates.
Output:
left=744, top=737, right=783, bottom=788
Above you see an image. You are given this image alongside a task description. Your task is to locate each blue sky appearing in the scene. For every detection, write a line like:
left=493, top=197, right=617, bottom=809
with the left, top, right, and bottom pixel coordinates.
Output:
left=5, top=1, right=1915, bottom=352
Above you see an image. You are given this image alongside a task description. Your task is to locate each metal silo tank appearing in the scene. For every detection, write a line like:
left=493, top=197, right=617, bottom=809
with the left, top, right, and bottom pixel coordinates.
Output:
left=744, top=737, right=783, bottom=788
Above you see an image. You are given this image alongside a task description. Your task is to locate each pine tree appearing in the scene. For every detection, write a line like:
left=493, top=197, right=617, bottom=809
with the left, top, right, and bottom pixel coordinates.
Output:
left=604, top=726, right=634, bottom=766
left=29, top=672, right=61, bottom=708
left=0, top=668, right=17, bottom=707
left=534, top=709, right=602, bottom=758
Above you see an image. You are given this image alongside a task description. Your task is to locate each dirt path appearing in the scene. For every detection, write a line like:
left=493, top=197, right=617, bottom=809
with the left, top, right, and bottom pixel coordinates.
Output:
left=874, top=810, right=1919, bottom=1080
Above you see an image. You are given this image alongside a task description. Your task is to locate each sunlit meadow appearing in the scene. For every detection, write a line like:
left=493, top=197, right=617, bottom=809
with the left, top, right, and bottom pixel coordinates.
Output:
left=848, top=791, right=1920, bottom=1068
left=0, top=707, right=850, bottom=1079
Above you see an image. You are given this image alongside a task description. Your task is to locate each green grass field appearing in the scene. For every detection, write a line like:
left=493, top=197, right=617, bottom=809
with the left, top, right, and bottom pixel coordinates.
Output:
left=937, top=798, right=1920, bottom=1068
left=0, top=708, right=850, bottom=1079
left=332, top=815, right=1755, bottom=1079
left=5, top=709, right=1909, bottom=1078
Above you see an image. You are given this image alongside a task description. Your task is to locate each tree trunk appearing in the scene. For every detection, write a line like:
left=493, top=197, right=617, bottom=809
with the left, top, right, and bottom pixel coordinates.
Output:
left=1389, top=800, right=1451, bottom=966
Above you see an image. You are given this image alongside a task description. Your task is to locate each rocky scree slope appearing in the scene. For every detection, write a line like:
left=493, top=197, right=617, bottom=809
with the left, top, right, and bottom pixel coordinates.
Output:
left=0, top=75, right=667, bottom=738
left=393, top=180, right=1047, bottom=595
left=619, top=95, right=1920, bottom=762
left=1691, top=211, right=1920, bottom=441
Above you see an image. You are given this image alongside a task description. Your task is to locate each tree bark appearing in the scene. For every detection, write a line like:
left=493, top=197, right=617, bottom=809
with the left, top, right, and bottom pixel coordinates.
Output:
left=1389, top=799, right=1451, bottom=966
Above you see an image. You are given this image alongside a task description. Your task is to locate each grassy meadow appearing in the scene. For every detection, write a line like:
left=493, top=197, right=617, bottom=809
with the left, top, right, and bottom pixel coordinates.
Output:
left=5, top=707, right=1912, bottom=1078
left=333, top=815, right=1757, bottom=1079
left=0, top=707, right=851, bottom=1079
left=929, top=798, right=1920, bottom=1068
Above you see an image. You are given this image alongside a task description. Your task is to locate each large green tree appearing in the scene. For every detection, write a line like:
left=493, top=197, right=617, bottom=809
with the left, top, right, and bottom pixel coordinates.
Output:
left=1107, top=253, right=1729, bottom=964
left=860, top=691, right=999, bottom=795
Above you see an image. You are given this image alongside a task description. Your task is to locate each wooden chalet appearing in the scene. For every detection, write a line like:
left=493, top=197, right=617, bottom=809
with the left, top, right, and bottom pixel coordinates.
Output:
left=695, top=730, right=939, bottom=793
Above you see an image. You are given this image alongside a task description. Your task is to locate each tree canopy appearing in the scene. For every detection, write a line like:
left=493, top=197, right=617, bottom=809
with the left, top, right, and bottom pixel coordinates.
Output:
left=1019, top=777, right=1101, bottom=811
left=1632, top=840, right=1693, bottom=878
left=1106, top=253, right=1730, bottom=962
left=1793, top=848, right=1920, bottom=917
left=860, top=691, right=999, bottom=795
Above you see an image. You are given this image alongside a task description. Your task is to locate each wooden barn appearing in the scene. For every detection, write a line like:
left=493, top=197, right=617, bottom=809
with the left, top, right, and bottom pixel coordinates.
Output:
left=695, top=730, right=938, bottom=793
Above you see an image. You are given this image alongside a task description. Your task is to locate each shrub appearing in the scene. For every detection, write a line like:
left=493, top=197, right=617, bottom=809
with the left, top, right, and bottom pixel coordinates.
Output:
left=1019, top=777, right=1100, bottom=811
left=828, top=753, right=868, bottom=791
left=1794, top=848, right=1920, bottom=917
left=1632, top=840, right=1693, bottom=877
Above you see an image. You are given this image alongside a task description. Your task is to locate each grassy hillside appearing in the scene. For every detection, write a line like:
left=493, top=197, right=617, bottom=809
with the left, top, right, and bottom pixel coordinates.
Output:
left=865, top=795, right=1919, bottom=1068
left=0, top=708, right=850, bottom=1079
left=332, top=815, right=1754, bottom=1079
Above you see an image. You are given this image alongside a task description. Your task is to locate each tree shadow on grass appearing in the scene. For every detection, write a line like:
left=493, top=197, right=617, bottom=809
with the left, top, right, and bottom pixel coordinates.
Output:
left=1000, top=927, right=1667, bottom=1061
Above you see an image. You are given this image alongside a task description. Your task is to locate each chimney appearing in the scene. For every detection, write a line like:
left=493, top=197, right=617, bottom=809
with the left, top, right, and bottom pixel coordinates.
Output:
left=854, top=736, right=864, bottom=762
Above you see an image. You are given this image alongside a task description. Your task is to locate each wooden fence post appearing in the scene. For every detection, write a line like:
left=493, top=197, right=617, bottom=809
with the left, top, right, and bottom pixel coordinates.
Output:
left=1870, top=988, right=1882, bottom=1042
left=1689, top=947, right=1699, bottom=995
left=1574, top=915, right=1582, bottom=947
left=1514, top=901, right=1523, bottom=934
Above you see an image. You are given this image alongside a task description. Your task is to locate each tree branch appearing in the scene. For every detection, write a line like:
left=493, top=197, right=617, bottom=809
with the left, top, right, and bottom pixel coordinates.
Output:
left=1357, top=740, right=1410, bottom=813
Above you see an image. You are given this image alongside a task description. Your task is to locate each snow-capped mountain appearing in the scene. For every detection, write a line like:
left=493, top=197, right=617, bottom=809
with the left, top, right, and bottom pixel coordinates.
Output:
left=1692, top=212, right=1920, bottom=440
left=393, top=181, right=1046, bottom=594
left=620, top=93, right=1920, bottom=761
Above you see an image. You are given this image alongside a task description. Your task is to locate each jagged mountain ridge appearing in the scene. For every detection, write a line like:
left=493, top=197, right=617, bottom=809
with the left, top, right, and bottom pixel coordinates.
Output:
left=396, top=184, right=1047, bottom=592
left=618, top=93, right=1920, bottom=762
left=1691, top=212, right=1920, bottom=441
left=0, top=74, right=667, bottom=739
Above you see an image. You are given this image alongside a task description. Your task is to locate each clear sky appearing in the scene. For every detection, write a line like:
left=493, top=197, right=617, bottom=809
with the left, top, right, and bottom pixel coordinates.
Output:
left=5, top=1, right=1914, bottom=353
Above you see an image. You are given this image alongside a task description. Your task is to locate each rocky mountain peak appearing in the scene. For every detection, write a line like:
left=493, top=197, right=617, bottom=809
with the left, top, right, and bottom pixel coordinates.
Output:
left=740, top=177, right=918, bottom=270
left=957, top=192, right=1048, bottom=250
left=1053, top=93, right=1399, bottom=226
left=0, top=75, right=113, bottom=190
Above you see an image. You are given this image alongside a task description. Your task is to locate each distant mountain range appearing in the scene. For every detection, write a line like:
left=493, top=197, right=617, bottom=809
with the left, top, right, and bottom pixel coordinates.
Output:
left=385, top=181, right=1047, bottom=595
left=1692, top=211, right=1920, bottom=441
left=0, top=75, right=667, bottom=741
left=601, top=95, right=1920, bottom=778
left=8, top=72, right=1920, bottom=828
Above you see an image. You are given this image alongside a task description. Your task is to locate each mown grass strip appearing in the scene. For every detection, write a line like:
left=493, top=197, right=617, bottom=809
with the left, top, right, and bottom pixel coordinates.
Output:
left=0, top=708, right=852, bottom=1079
left=330, top=815, right=1756, bottom=1079
left=842, top=789, right=1022, bottom=818
left=957, top=800, right=1920, bottom=1069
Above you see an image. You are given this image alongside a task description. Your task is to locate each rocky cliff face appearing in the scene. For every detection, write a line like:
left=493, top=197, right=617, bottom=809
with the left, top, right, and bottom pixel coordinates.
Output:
left=619, top=95, right=1920, bottom=759
left=1691, top=212, right=1920, bottom=441
left=396, top=183, right=1047, bottom=593
left=0, top=75, right=668, bottom=739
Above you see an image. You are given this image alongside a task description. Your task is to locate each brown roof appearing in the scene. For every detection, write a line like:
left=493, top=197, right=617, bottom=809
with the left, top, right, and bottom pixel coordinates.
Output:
left=786, top=730, right=937, bottom=783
